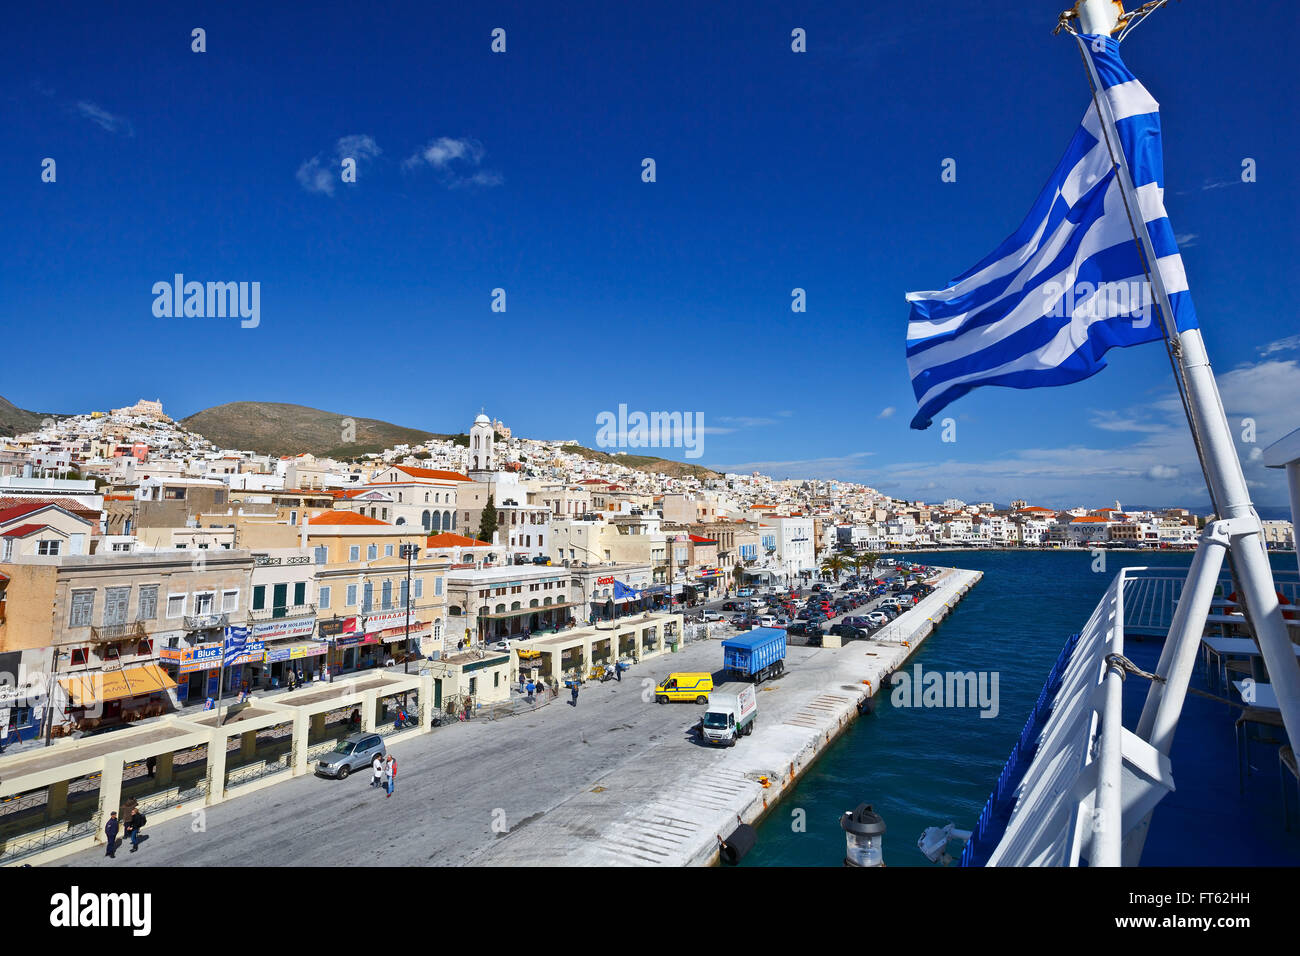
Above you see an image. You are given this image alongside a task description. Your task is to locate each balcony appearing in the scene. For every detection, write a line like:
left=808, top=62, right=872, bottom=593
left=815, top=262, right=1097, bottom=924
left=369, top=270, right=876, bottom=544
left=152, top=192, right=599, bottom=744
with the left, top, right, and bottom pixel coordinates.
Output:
left=183, top=612, right=228, bottom=631
left=248, top=603, right=316, bottom=622
left=89, top=621, right=149, bottom=643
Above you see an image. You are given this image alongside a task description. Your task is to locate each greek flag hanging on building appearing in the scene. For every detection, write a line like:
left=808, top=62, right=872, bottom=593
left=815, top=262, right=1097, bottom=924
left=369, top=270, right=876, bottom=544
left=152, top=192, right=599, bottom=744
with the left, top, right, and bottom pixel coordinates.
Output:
left=905, top=34, right=1198, bottom=430
left=222, top=625, right=251, bottom=666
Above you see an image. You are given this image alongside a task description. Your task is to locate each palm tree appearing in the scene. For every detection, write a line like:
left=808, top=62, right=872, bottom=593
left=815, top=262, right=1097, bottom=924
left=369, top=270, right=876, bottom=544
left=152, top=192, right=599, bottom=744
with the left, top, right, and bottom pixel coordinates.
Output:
left=821, top=554, right=846, bottom=583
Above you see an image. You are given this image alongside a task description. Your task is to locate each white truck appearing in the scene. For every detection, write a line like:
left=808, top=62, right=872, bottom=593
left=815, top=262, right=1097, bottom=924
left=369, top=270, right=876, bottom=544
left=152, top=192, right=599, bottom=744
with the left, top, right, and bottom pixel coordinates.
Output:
left=699, top=685, right=757, bottom=747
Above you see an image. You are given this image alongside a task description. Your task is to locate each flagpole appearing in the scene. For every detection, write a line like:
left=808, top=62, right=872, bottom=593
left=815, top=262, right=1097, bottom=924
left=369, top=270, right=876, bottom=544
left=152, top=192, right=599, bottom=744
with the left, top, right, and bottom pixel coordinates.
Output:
left=1068, top=5, right=1300, bottom=766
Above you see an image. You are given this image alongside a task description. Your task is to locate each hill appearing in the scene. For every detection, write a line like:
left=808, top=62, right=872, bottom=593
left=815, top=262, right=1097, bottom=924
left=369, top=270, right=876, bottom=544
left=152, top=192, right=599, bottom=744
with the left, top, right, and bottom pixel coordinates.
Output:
left=181, top=402, right=450, bottom=458
left=0, top=396, right=58, bottom=437
left=559, top=444, right=721, bottom=480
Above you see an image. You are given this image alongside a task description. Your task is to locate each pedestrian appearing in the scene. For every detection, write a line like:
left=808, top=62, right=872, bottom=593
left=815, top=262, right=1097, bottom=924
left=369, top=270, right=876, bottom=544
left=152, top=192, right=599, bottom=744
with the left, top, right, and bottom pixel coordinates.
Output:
left=371, top=752, right=384, bottom=789
left=104, top=812, right=119, bottom=858
left=127, top=806, right=146, bottom=853
left=518, top=673, right=526, bottom=694
left=385, top=755, right=396, bottom=797
left=614, top=662, right=622, bottom=682
left=145, top=755, right=156, bottom=778
left=526, top=680, right=535, bottom=703
left=287, top=671, right=296, bottom=692
left=570, top=682, right=579, bottom=708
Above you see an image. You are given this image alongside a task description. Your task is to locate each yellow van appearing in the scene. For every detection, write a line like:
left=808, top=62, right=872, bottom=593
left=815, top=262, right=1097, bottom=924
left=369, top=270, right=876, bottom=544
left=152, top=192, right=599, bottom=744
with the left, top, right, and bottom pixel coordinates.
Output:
left=655, top=672, right=714, bottom=704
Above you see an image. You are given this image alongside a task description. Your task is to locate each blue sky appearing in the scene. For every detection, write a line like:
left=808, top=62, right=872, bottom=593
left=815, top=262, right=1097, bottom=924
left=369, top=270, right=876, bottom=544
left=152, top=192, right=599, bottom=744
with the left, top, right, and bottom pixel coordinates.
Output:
left=3, top=0, right=1297, bottom=509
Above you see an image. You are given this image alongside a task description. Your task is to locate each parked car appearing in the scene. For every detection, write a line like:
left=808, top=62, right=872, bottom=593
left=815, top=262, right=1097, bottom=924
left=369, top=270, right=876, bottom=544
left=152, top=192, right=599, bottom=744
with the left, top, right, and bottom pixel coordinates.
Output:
left=315, top=732, right=387, bottom=779
left=700, top=609, right=724, bottom=622
left=831, top=623, right=868, bottom=640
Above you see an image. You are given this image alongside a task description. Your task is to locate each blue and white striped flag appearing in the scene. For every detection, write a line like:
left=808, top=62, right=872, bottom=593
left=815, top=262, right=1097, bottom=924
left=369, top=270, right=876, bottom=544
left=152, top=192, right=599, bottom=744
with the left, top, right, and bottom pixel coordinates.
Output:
left=906, top=35, right=1198, bottom=430
left=223, top=625, right=251, bottom=666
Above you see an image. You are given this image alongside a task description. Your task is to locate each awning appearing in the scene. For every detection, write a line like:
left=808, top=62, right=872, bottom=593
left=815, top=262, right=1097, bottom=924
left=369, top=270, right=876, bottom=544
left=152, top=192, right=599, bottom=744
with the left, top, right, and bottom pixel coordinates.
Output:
left=60, top=664, right=177, bottom=708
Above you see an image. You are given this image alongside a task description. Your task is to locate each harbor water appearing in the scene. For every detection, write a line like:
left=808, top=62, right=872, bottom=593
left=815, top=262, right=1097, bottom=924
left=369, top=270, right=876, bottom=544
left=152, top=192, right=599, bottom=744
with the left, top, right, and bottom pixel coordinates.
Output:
left=742, top=548, right=1298, bottom=867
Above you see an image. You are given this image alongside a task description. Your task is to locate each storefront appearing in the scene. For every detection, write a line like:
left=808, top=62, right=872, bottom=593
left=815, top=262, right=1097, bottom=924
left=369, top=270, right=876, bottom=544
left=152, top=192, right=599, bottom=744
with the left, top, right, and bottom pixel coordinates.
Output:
left=58, top=663, right=178, bottom=730
left=160, top=640, right=265, bottom=703
left=251, top=615, right=319, bottom=686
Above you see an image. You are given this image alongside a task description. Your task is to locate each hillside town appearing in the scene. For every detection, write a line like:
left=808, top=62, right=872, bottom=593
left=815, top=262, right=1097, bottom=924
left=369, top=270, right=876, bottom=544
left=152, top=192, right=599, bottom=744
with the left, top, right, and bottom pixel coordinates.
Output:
left=0, top=398, right=1293, bottom=747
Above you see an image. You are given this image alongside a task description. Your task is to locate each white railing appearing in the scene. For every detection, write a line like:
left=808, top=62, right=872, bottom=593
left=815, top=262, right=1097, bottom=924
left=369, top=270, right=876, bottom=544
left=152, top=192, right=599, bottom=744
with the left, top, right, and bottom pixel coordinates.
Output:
left=984, top=567, right=1173, bottom=867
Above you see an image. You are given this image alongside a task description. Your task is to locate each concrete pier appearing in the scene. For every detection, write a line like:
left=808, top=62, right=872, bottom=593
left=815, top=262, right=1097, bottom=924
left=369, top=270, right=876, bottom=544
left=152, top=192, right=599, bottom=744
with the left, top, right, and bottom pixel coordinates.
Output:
left=473, top=566, right=982, bottom=866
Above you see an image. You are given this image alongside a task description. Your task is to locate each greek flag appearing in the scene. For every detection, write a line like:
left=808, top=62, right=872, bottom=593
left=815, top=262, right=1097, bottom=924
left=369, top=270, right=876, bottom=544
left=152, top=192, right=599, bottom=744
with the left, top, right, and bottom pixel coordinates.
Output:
left=906, top=35, right=1198, bottom=430
left=223, top=625, right=251, bottom=666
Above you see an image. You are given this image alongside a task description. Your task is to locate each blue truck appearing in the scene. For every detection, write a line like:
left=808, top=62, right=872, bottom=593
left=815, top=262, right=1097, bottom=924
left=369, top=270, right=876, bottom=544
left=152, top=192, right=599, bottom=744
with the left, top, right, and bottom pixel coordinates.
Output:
left=721, top=628, right=787, bottom=684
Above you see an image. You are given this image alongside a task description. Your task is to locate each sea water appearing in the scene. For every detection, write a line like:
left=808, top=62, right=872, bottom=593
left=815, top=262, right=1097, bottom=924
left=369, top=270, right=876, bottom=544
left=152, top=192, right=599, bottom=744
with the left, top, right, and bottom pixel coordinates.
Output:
left=742, top=548, right=1297, bottom=866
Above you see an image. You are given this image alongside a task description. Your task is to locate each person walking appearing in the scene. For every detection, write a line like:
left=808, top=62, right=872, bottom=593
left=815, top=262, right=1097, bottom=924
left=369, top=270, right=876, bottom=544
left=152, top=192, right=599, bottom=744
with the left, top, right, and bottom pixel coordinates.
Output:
left=385, top=755, right=396, bottom=798
left=127, top=807, right=146, bottom=853
left=371, top=752, right=384, bottom=789
left=104, top=812, right=119, bottom=858
left=570, top=682, right=579, bottom=708
left=525, top=680, right=535, bottom=704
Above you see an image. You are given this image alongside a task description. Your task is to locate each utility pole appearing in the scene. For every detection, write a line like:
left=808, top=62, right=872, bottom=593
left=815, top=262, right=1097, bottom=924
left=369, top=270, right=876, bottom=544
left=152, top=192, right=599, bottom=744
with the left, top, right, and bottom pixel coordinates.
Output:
left=401, top=542, right=419, bottom=674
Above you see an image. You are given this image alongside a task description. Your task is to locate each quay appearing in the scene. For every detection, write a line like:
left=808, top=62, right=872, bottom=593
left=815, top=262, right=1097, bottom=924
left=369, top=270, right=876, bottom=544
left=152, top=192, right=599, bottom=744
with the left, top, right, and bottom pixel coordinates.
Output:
left=32, top=570, right=979, bottom=868
left=472, top=565, right=982, bottom=866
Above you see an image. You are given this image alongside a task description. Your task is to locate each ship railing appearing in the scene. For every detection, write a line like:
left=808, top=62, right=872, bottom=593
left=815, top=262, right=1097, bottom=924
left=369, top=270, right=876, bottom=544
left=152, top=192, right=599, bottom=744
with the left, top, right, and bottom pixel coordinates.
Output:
left=1121, top=566, right=1299, bottom=636
left=974, top=567, right=1175, bottom=867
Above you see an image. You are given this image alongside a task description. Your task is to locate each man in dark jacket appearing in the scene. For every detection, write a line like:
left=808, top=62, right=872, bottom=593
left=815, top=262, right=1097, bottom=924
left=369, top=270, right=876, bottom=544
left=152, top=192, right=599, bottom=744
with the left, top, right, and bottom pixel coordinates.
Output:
left=127, top=808, right=146, bottom=853
left=104, top=812, right=119, bottom=858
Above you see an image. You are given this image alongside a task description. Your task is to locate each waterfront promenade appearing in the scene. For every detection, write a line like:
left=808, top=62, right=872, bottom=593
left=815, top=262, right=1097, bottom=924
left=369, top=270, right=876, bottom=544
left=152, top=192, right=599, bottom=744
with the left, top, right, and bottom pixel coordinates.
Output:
left=57, top=568, right=980, bottom=867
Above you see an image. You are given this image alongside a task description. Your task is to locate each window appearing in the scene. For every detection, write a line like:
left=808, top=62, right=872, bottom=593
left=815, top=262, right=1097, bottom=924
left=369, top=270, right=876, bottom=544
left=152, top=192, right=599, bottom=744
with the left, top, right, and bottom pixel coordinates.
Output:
left=385, top=545, right=394, bottom=558
left=166, top=594, right=186, bottom=618
left=193, top=592, right=215, bottom=615
left=2, top=539, right=12, bottom=561
left=294, top=581, right=306, bottom=607
left=349, top=545, right=360, bottom=562
left=290, top=510, right=298, bottom=525
left=367, top=545, right=378, bottom=561
left=362, top=582, right=373, bottom=613
left=400, top=579, right=408, bottom=608
left=435, top=578, right=443, bottom=597
left=71, top=648, right=88, bottom=666
left=252, top=585, right=266, bottom=611
left=346, top=584, right=357, bottom=607
left=138, top=585, right=158, bottom=621
left=103, top=587, right=130, bottom=626
left=314, top=545, right=328, bottom=564
left=414, top=578, right=423, bottom=600
left=38, top=539, right=61, bottom=556
left=381, top=580, right=392, bottom=610
left=319, top=585, right=331, bottom=610
left=70, top=590, right=95, bottom=627
left=135, top=639, right=152, bottom=656
left=222, top=589, right=239, bottom=613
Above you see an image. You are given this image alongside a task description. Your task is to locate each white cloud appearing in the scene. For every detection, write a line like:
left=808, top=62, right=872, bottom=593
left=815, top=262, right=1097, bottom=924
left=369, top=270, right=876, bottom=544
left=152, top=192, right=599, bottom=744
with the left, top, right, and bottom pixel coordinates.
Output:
left=404, top=136, right=502, bottom=188
left=75, top=101, right=132, bottom=136
left=1259, top=334, right=1300, bottom=357
left=1174, top=232, right=1198, bottom=247
left=878, top=406, right=896, bottom=419
left=297, top=134, right=382, bottom=196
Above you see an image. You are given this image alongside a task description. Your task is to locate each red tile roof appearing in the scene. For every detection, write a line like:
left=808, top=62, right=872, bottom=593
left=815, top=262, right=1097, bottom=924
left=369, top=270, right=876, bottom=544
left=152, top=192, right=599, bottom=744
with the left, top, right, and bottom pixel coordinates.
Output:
left=392, top=466, right=472, bottom=482
left=0, top=502, right=46, bottom=524
left=687, top=534, right=717, bottom=544
left=425, top=533, right=490, bottom=548
left=1, top=524, right=52, bottom=538
left=307, top=511, right=392, bottom=527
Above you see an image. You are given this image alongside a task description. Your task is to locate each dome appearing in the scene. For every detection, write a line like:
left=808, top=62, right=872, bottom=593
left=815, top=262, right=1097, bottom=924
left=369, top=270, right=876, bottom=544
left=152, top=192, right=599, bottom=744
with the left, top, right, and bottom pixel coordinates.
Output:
left=474, top=413, right=491, bottom=426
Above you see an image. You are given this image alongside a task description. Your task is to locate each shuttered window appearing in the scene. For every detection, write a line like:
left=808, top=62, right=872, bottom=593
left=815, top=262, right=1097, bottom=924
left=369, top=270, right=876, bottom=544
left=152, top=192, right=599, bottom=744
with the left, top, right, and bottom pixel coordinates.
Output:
left=138, top=585, right=158, bottom=620
left=103, top=587, right=131, bottom=625
left=70, top=590, right=95, bottom=627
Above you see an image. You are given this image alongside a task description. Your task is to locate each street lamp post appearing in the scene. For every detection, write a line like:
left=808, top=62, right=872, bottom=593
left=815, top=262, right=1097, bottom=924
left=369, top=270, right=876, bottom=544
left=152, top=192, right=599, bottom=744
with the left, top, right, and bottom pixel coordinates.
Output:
left=400, top=543, right=419, bottom=674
